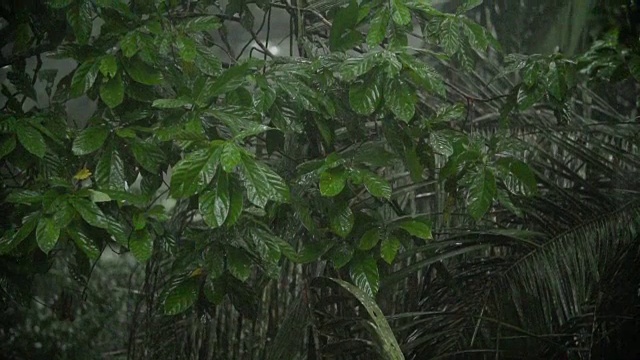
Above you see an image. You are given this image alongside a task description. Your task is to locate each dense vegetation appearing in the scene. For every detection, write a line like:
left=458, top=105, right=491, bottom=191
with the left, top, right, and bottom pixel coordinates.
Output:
left=1, top=0, right=639, bottom=359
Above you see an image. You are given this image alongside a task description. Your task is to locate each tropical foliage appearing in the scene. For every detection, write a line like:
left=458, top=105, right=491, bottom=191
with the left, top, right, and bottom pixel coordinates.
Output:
left=1, top=0, right=639, bottom=359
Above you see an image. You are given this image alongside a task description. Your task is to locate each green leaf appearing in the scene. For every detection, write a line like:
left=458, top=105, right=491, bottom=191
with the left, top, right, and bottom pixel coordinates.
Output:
left=164, top=278, right=199, bottom=315
left=72, top=126, right=109, bottom=156
left=195, top=46, right=223, bottom=76
left=339, top=55, right=382, bottom=81
left=170, top=147, right=220, bottom=198
left=71, top=60, right=99, bottom=97
left=391, top=0, right=411, bottom=25
left=298, top=241, right=334, bottom=264
left=120, top=31, right=139, bottom=58
left=629, top=55, right=640, bottom=82
left=89, top=189, right=111, bottom=203
left=205, top=248, right=225, bottom=279
left=367, top=8, right=390, bottom=47
left=130, top=229, right=153, bottom=262
left=458, top=0, right=483, bottom=13
left=36, top=217, right=60, bottom=254
left=226, top=178, right=244, bottom=226
left=399, top=53, right=446, bottom=96
left=100, top=72, right=124, bottom=108
left=67, top=1, right=92, bottom=44
left=180, top=15, right=221, bottom=32
left=468, top=167, right=496, bottom=220
left=547, top=61, right=567, bottom=100
left=349, top=79, right=382, bottom=115
left=329, top=1, right=362, bottom=51
left=439, top=18, right=462, bottom=55
left=48, top=0, right=73, bottom=9
left=325, top=278, right=404, bottom=359
left=319, top=167, right=348, bottom=197
left=14, top=23, right=33, bottom=53
left=6, top=190, right=42, bottom=204
left=99, top=55, right=118, bottom=78
left=124, top=58, right=163, bottom=85
left=380, top=233, right=401, bottom=264
left=0, top=135, right=16, bottom=160
left=254, top=84, right=277, bottom=113
left=362, top=171, right=392, bottom=199
left=199, top=62, right=250, bottom=101
left=16, top=123, right=45, bottom=158
left=152, top=98, right=193, bottom=109
left=70, top=198, right=109, bottom=229
left=241, top=154, right=290, bottom=207
left=396, top=219, right=432, bottom=240
left=96, top=146, right=125, bottom=190
left=199, top=172, right=230, bottom=228
left=220, top=142, right=242, bottom=172
left=349, top=254, right=379, bottom=296
left=429, top=131, right=454, bottom=157
left=496, top=188, right=523, bottom=217
left=359, top=228, right=381, bottom=250
left=329, top=203, right=354, bottom=238
left=177, top=36, right=197, bottom=62
left=498, top=158, right=537, bottom=195
left=329, top=242, right=354, bottom=269
left=227, top=246, right=252, bottom=281
left=131, top=139, right=165, bottom=173
left=68, top=226, right=101, bottom=260
left=385, top=79, right=416, bottom=122
left=0, top=215, right=38, bottom=254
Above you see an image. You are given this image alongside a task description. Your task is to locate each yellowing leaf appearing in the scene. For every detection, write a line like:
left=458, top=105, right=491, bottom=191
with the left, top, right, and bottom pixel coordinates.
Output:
left=73, top=167, right=92, bottom=180
left=190, top=267, right=204, bottom=277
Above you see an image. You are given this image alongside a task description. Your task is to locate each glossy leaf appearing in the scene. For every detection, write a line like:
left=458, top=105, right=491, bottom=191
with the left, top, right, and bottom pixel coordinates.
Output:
left=391, top=0, right=411, bottom=25
left=362, top=171, right=392, bottom=199
left=36, top=217, right=60, bottom=254
left=199, top=172, right=230, bottom=228
left=380, top=234, right=401, bottom=264
left=385, top=79, right=416, bottom=122
left=72, top=126, right=109, bottom=156
left=67, top=1, right=92, bottom=44
left=227, top=247, right=252, bottom=281
left=326, top=278, right=404, bottom=359
left=170, top=147, right=220, bottom=198
left=124, top=58, right=163, bottom=85
left=71, top=61, right=99, bottom=97
left=319, top=167, right=348, bottom=197
left=367, top=8, right=390, bottom=47
left=359, top=228, right=381, bottom=250
left=131, top=140, right=165, bottom=173
left=99, top=55, right=118, bottom=78
left=95, top=146, right=125, bottom=190
left=100, top=72, right=124, bottom=108
left=16, top=123, right=45, bottom=158
left=164, top=278, right=199, bottom=315
left=468, top=167, right=496, bottom=220
left=70, top=198, right=109, bottom=229
left=68, top=226, right=101, bottom=260
left=330, top=242, right=354, bottom=269
left=396, top=219, right=432, bottom=240
left=349, top=79, right=382, bottom=115
left=349, top=254, right=379, bottom=297
left=330, top=203, right=354, bottom=238
left=241, top=154, right=290, bottom=207
left=129, top=229, right=153, bottom=262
